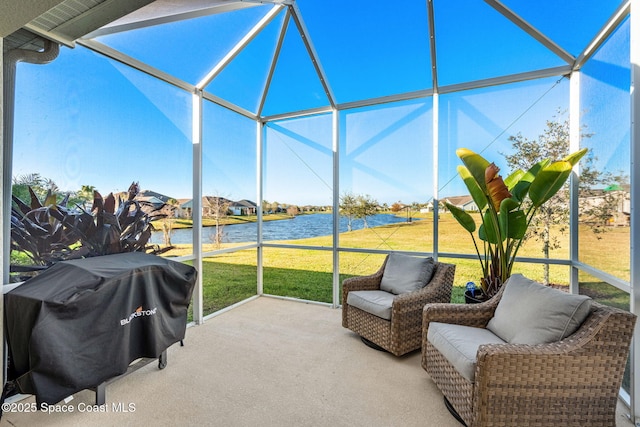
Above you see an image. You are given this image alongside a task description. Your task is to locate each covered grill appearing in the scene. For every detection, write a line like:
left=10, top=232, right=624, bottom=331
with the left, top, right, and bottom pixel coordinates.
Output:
left=4, top=252, right=196, bottom=405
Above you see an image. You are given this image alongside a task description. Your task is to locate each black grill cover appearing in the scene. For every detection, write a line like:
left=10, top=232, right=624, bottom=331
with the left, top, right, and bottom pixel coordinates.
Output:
left=4, top=252, right=197, bottom=405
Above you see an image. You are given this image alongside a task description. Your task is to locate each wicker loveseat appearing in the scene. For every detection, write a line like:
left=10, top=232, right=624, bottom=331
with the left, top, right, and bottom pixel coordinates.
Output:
left=421, top=274, right=637, bottom=427
left=342, top=254, right=455, bottom=356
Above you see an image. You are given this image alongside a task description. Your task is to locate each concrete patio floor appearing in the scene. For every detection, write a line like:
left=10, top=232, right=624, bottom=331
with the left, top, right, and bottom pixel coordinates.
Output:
left=1, top=296, right=634, bottom=427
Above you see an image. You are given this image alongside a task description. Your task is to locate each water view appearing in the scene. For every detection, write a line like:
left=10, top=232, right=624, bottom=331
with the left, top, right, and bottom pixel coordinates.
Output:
left=151, top=213, right=415, bottom=244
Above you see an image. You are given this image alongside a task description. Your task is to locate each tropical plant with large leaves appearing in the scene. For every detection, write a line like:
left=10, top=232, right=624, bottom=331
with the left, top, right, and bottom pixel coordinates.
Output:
left=11, top=187, right=92, bottom=268
left=446, top=147, right=587, bottom=297
left=81, top=182, right=166, bottom=256
left=10, top=182, right=166, bottom=281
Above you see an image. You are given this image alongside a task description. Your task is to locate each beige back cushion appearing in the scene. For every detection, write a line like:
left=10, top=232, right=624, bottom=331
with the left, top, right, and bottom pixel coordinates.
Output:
left=379, top=253, right=435, bottom=295
left=486, top=274, right=592, bottom=344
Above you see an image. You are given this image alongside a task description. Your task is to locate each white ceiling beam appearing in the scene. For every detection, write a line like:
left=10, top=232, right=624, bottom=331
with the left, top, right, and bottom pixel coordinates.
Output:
left=54, top=0, right=155, bottom=40
left=85, top=2, right=259, bottom=39
left=23, top=0, right=154, bottom=47
left=23, top=22, right=76, bottom=48
left=262, top=65, right=571, bottom=118
left=484, top=0, right=575, bottom=65
left=196, top=4, right=283, bottom=90
left=337, top=89, right=435, bottom=111
left=201, top=91, right=258, bottom=121
left=262, top=106, right=334, bottom=123
left=257, top=10, right=290, bottom=118
left=573, top=0, right=630, bottom=70
left=79, top=38, right=195, bottom=92
left=427, top=0, right=439, bottom=91
left=81, top=37, right=258, bottom=121
left=288, top=2, right=336, bottom=108
left=439, top=65, right=571, bottom=94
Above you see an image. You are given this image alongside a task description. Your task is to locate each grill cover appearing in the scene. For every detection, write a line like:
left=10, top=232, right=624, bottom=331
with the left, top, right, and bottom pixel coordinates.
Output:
left=4, top=252, right=196, bottom=405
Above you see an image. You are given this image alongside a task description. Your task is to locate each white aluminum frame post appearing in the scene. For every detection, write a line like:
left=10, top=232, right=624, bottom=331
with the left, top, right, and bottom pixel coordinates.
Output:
left=0, top=36, right=5, bottom=282
left=0, top=36, right=5, bottom=388
left=630, top=0, right=640, bottom=422
left=192, top=90, right=204, bottom=325
left=569, top=71, right=580, bottom=296
left=331, top=109, right=340, bottom=308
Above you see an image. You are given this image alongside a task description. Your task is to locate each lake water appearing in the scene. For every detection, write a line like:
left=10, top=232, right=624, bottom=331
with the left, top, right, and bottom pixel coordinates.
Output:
left=150, top=213, right=415, bottom=244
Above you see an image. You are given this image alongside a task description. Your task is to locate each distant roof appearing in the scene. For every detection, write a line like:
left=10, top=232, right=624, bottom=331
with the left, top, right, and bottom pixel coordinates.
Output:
left=203, top=196, right=232, bottom=204
left=135, top=195, right=165, bottom=207
left=233, top=199, right=257, bottom=208
left=139, top=190, right=173, bottom=203
left=444, top=195, right=474, bottom=207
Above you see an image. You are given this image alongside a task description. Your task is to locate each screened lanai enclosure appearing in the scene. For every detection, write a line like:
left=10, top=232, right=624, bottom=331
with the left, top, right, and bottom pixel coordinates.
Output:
left=2, top=0, right=640, bottom=422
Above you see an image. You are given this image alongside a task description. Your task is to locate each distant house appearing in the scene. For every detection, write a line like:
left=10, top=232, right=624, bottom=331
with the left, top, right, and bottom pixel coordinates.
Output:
left=580, top=187, right=630, bottom=226
left=176, top=199, right=192, bottom=218
left=202, top=196, right=233, bottom=217
left=420, top=201, right=434, bottom=213
left=175, top=197, right=257, bottom=218
left=230, top=199, right=257, bottom=216
left=442, top=195, right=478, bottom=212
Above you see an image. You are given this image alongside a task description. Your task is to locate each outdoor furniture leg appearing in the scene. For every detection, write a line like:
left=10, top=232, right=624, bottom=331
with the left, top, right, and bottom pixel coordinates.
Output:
left=158, top=350, right=167, bottom=369
left=95, top=382, right=106, bottom=406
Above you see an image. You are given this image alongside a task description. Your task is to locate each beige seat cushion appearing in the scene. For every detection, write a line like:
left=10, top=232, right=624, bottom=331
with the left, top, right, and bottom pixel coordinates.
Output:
left=427, top=322, right=506, bottom=382
left=487, top=274, right=592, bottom=344
left=346, top=290, right=395, bottom=320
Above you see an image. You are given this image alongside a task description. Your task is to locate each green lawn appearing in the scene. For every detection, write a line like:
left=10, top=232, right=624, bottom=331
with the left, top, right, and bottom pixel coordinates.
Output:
left=163, top=213, right=630, bottom=317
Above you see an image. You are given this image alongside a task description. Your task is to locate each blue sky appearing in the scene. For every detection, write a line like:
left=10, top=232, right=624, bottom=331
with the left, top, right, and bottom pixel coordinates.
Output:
left=12, top=0, right=629, bottom=205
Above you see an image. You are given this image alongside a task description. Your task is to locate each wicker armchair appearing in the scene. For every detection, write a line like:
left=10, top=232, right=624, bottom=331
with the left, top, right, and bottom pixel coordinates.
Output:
left=342, top=255, right=455, bottom=356
left=421, top=284, right=637, bottom=427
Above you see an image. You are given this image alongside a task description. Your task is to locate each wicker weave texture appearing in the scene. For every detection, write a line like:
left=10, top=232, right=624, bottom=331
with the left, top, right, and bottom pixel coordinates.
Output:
left=421, top=288, right=637, bottom=427
left=342, top=256, right=455, bottom=356
left=424, top=339, right=475, bottom=425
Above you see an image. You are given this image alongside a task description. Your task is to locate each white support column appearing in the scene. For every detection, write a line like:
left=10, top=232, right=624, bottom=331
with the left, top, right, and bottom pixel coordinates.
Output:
left=256, top=120, right=264, bottom=296
left=192, top=91, right=204, bottom=324
left=1, top=37, right=6, bottom=286
left=432, top=93, right=439, bottom=260
left=332, top=109, right=340, bottom=308
left=1, top=36, right=5, bottom=389
left=2, top=38, right=58, bottom=390
left=569, top=71, right=581, bottom=295
left=629, top=0, right=640, bottom=421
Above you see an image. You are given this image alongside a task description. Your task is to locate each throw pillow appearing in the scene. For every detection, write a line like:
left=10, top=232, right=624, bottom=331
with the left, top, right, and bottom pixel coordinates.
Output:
left=486, top=274, right=592, bottom=344
left=379, top=253, right=435, bottom=295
